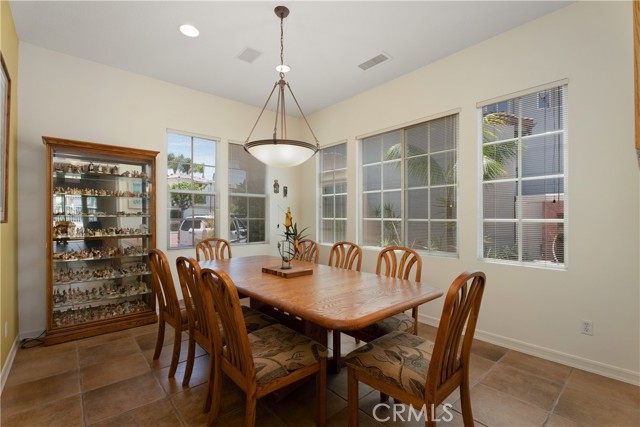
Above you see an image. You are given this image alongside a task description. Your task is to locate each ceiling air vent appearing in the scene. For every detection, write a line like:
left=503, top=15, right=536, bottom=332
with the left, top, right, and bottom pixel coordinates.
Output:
left=358, top=53, right=390, bottom=71
left=237, top=47, right=262, bottom=64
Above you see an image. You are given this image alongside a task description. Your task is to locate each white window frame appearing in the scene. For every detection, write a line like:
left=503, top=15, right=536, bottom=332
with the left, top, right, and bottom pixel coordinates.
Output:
left=228, top=142, right=267, bottom=244
left=478, top=80, right=568, bottom=268
left=318, top=141, right=348, bottom=244
left=358, top=112, right=459, bottom=255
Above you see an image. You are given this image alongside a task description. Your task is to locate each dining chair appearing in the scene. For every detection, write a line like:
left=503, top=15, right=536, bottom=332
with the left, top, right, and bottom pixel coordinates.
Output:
left=201, top=267, right=328, bottom=427
left=148, top=248, right=189, bottom=378
left=327, top=241, right=362, bottom=372
left=294, top=238, right=319, bottom=263
left=196, top=237, right=232, bottom=262
left=328, top=241, right=362, bottom=271
left=175, top=256, right=215, bottom=411
left=176, top=257, right=277, bottom=392
left=346, top=246, right=422, bottom=343
left=345, top=270, right=486, bottom=427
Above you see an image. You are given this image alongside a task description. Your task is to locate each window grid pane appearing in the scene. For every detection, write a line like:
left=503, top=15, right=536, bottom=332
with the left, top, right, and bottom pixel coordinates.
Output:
left=229, top=144, right=266, bottom=244
left=167, top=133, right=217, bottom=249
left=319, top=143, right=347, bottom=244
left=360, top=115, right=458, bottom=253
left=481, top=84, right=567, bottom=268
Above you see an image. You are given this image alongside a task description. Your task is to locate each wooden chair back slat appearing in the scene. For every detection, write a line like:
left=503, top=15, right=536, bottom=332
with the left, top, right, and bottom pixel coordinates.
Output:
left=176, top=256, right=212, bottom=341
left=328, top=241, right=362, bottom=271
left=148, top=249, right=181, bottom=321
left=201, top=268, right=255, bottom=380
left=196, top=238, right=232, bottom=262
left=375, top=246, right=422, bottom=281
left=294, top=239, right=319, bottom=263
left=427, top=271, right=486, bottom=395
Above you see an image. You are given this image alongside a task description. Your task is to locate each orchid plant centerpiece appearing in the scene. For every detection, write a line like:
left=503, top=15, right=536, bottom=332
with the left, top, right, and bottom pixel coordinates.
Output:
left=277, top=207, right=308, bottom=269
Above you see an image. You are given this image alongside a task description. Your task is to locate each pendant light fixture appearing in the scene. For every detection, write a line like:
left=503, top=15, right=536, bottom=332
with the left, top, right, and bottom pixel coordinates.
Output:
left=244, top=6, right=319, bottom=168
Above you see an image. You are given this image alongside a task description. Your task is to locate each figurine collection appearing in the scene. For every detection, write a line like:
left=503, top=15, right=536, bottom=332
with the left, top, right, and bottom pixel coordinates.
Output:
left=52, top=299, right=150, bottom=327
left=53, top=224, right=149, bottom=238
left=53, top=246, right=147, bottom=261
left=53, top=186, right=148, bottom=198
left=53, top=162, right=148, bottom=179
left=53, top=262, right=149, bottom=284
left=53, top=279, right=150, bottom=307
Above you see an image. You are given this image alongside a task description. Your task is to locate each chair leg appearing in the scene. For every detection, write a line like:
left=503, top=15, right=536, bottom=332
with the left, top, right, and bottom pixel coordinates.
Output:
left=182, top=335, right=196, bottom=386
left=153, top=319, right=166, bottom=360
left=202, top=352, right=214, bottom=413
left=245, top=387, right=257, bottom=427
left=347, top=367, right=359, bottom=427
left=207, top=355, right=222, bottom=426
left=316, top=359, right=327, bottom=427
left=460, top=379, right=475, bottom=426
left=168, top=327, right=182, bottom=378
left=426, top=403, right=436, bottom=427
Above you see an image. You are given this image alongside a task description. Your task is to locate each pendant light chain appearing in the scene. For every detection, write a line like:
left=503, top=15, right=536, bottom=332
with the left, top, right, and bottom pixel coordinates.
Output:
left=243, top=5, right=319, bottom=168
left=280, top=12, right=285, bottom=80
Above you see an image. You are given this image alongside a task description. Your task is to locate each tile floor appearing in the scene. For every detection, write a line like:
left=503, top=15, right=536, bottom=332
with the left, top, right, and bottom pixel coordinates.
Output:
left=1, top=322, right=638, bottom=427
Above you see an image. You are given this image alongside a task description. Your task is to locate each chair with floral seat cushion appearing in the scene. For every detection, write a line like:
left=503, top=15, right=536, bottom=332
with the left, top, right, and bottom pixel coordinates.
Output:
left=196, top=238, right=232, bottom=262
left=148, top=249, right=189, bottom=378
left=345, top=270, right=486, bottom=427
left=346, top=246, right=422, bottom=343
left=175, top=257, right=277, bottom=405
left=201, top=267, right=328, bottom=427
left=293, top=238, right=319, bottom=263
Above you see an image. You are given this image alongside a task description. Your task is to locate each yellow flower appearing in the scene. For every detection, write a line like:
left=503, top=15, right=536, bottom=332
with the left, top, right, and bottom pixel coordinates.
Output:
left=284, top=207, right=293, bottom=228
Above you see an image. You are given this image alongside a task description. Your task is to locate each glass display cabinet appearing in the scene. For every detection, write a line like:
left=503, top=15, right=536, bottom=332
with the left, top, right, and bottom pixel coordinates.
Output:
left=43, top=136, right=158, bottom=345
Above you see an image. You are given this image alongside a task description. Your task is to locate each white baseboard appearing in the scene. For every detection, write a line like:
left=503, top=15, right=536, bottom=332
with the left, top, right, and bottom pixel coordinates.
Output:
left=1, top=335, right=19, bottom=395
left=419, top=314, right=640, bottom=386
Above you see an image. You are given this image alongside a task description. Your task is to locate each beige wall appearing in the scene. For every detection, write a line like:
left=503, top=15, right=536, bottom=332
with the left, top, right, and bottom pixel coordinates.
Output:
left=14, top=1, right=640, bottom=384
left=17, top=42, right=308, bottom=342
left=0, top=0, right=19, bottom=375
left=303, top=1, right=639, bottom=384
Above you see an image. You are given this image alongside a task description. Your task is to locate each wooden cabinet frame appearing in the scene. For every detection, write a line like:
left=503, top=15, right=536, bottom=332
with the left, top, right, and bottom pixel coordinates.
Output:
left=43, top=136, right=159, bottom=344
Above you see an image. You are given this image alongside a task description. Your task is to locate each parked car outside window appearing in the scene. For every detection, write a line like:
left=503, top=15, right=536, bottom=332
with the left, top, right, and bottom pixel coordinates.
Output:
left=177, top=215, right=246, bottom=246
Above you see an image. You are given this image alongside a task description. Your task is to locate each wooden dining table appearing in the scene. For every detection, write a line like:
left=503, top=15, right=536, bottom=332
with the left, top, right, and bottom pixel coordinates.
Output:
left=199, top=255, right=443, bottom=372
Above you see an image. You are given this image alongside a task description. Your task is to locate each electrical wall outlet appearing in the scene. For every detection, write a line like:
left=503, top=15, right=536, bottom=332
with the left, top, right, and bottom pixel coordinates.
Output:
left=581, top=319, right=593, bottom=336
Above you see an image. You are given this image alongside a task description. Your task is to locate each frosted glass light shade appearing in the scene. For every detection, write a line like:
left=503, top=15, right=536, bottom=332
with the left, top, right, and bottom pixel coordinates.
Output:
left=179, top=24, right=200, bottom=37
left=244, top=139, right=318, bottom=168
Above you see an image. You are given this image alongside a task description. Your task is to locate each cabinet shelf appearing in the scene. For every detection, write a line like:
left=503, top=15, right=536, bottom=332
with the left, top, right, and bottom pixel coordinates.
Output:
left=44, top=136, right=158, bottom=345
left=53, top=213, right=151, bottom=218
left=53, top=192, right=150, bottom=199
left=53, top=233, right=151, bottom=241
left=53, top=271, right=151, bottom=287
left=53, top=289, right=153, bottom=310
left=53, top=252, right=148, bottom=264
left=53, top=171, right=151, bottom=183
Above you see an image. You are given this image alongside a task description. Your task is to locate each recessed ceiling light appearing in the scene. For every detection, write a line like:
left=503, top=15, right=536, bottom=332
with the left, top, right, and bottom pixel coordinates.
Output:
left=275, top=64, right=291, bottom=73
left=179, top=24, right=199, bottom=38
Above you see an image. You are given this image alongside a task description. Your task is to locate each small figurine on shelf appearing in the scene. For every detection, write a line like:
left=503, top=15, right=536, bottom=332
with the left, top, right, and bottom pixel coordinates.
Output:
left=88, top=162, right=95, bottom=173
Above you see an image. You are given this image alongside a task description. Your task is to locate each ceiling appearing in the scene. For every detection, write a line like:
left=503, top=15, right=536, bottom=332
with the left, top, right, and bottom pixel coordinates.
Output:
left=9, top=1, right=573, bottom=115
